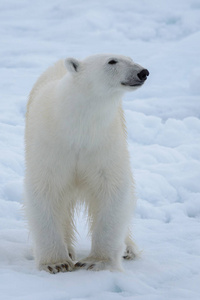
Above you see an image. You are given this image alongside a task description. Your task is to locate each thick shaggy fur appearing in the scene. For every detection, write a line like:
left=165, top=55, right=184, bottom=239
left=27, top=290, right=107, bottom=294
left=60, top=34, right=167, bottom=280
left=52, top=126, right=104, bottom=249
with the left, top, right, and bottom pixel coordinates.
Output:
left=25, top=54, right=147, bottom=273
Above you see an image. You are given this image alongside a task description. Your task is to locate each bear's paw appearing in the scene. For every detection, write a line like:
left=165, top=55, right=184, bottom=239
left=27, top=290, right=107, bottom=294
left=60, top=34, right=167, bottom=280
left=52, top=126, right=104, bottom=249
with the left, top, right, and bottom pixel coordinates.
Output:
left=75, top=258, right=122, bottom=272
left=40, top=260, right=74, bottom=274
left=123, top=245, right=139, bottom=260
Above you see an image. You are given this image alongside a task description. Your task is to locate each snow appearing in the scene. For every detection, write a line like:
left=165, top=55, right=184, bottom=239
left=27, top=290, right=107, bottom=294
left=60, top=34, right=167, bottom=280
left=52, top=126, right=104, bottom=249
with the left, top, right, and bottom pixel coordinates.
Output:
left=0, top=0, right=200, bottom=299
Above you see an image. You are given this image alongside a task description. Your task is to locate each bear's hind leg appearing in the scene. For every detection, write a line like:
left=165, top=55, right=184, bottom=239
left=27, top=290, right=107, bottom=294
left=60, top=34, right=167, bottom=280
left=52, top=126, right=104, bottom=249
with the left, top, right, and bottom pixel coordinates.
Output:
left=123, top=233, right=139, bottom=260
left=63, top=205, right=77, bottom=262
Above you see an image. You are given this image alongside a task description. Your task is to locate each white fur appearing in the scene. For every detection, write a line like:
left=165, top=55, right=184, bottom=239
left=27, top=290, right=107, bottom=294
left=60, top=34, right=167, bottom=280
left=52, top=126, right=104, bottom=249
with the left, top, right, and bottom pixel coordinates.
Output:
left=25, top=54, right=146, bottom=273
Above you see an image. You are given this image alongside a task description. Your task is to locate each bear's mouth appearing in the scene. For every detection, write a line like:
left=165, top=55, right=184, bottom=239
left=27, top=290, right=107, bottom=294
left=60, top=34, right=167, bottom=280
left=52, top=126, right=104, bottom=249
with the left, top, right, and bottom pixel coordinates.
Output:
left=121, top=81, right=144, bottom=87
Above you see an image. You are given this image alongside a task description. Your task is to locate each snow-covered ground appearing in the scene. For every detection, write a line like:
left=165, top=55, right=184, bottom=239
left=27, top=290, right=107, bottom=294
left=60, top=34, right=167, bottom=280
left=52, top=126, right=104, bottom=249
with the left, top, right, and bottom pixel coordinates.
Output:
left=0, top=0, right=200, bottom=299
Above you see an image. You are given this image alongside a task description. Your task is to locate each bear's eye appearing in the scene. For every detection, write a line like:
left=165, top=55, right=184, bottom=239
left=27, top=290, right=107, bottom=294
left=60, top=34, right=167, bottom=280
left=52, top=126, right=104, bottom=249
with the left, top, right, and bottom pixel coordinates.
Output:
left=108, top=59, right=118, bottom=65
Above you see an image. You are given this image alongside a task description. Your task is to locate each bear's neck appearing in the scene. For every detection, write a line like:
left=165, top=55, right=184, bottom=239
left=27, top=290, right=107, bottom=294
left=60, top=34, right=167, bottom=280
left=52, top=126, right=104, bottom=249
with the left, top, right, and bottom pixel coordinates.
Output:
left=56, top=79, right=123, bottom=148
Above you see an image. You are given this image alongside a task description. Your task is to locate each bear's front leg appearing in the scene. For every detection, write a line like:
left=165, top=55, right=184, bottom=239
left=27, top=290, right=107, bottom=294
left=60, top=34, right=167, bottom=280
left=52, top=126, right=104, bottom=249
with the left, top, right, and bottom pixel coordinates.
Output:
left=25, top=187, right=75, bottom=274
left=75, top=178, right=134, bottom=271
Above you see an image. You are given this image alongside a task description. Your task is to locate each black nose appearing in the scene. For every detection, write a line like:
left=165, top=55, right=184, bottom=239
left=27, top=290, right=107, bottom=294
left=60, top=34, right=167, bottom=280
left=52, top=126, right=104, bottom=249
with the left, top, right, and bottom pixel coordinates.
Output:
left=137, top=69, right=149, bottom=81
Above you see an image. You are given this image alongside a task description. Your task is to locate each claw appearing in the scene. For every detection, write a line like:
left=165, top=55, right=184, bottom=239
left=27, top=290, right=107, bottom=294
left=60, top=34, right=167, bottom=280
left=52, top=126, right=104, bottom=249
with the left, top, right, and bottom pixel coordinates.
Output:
left=56, top=265, right=61, bottom=272
left=47, top=266, right=54, bottom=274
left=63, top=264, right=69, bottom=270
left=87, top=264, right=95, bottom=270
left=75, top=262, right=86, bottom=268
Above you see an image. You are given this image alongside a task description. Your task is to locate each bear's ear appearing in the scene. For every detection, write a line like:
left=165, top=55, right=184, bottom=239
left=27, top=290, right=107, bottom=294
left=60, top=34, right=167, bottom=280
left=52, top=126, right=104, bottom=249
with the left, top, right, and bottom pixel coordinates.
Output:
left=65, top=58, right=80, bottom=73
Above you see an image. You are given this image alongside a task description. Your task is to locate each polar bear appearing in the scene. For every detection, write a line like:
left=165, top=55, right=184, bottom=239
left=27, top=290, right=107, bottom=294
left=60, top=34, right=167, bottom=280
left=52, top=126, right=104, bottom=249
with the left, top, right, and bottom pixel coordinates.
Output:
left=25, top=54, right=149, bottom=273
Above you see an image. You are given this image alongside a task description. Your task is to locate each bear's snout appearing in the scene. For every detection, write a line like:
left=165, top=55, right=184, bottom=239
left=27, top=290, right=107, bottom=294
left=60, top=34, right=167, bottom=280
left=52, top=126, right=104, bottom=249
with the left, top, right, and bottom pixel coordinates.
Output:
left=137, top=69, right=149, bottom=81
left=121, top=67, right=149, bottom=87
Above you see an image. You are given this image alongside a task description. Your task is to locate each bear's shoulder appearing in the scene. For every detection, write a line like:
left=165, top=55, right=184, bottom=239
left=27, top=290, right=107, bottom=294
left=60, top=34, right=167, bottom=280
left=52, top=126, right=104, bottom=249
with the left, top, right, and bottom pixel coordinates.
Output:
left=27, top=60, right=66, bottom=114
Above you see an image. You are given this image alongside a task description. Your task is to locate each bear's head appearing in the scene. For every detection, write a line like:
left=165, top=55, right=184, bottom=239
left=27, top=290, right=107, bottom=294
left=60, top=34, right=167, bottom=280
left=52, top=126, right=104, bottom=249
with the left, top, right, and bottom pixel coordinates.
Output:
left=65, top=54, right=149, bottom=98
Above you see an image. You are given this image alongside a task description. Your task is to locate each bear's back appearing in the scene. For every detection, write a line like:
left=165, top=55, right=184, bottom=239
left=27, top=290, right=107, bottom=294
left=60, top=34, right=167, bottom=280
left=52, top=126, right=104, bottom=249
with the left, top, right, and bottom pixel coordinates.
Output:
left=27, top=59, right=66, bottom=115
